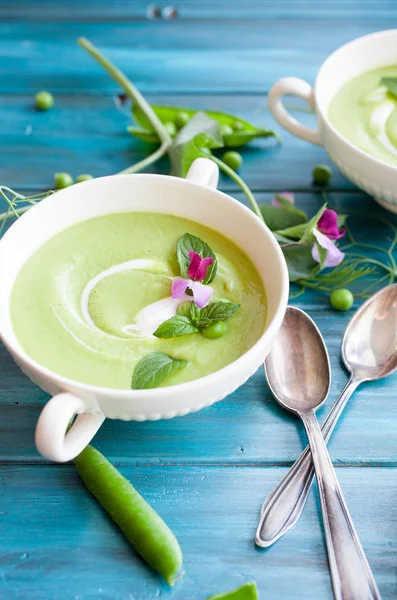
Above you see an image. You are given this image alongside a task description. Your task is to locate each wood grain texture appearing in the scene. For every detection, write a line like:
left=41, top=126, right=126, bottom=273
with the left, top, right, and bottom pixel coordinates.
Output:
left=2, top=1, right=396, bottom=21
left=1, top=465, right=396, bottom=600
left=2, top=1, right=397, bottom=598
left=1, top=94, right=348, bottom=191
left=0, top=19, right=395, bottom=94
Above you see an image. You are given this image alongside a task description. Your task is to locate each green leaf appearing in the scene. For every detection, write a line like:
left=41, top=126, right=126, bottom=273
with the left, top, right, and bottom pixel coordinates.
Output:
left=127, top=126, right=159, bottom=144
left=189, top=301, right=201, bottom=322
left=153, top=316, right=198, bottom=338
left=176, top=232, right=217, bottom=284
left=281, top=244, right=319, bottom=282
left=131, top=352, right=187, bottom=389
left=274, top=194, right=307, bottom=220
left=380, top=77, right=397, bottom=98
left=170, top=112, right=223, bottom=177
left=192, top=301, right=240, bottom=329
left=260, top=204, right=307, bottom=231
left=275, top=204, right=326, bottom=242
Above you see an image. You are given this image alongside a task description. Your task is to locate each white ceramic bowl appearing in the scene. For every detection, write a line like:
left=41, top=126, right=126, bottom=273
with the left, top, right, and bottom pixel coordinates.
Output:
left=0, top=159, right=289, bottom=462
left=268, top=29, right=397, bottom=213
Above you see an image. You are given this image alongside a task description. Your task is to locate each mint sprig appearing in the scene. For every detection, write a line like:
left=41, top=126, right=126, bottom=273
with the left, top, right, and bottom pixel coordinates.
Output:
left=131, top=352, right=187, bottom=389
left=176, top=233, right=217, bottom=284
left=153, top=316, right=198, bottom=338
left=154, top=301, right=240, bottom=339
left=191, top=301, right=240, bottom=329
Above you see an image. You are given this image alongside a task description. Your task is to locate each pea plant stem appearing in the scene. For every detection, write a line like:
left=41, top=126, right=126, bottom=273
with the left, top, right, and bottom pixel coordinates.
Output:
left=0, top=204, right=31, bottom=222
left=118, top=141, right=169, bottom=175
left=209, top=155, right=264, bottom=221
left=77, top=37, right=172, bottom=149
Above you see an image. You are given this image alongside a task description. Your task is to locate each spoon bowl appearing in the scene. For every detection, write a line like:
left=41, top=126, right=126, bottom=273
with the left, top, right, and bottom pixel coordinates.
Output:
left=342, top=284, right=397, bottom=381
left=264, top=306, right=331, bottom=414
left=264, top=306, right=381, bottom=600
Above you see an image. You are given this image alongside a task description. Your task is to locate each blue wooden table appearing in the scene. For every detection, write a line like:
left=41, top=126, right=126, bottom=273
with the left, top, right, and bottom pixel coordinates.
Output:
left=1, top=2, right=397, bottom=599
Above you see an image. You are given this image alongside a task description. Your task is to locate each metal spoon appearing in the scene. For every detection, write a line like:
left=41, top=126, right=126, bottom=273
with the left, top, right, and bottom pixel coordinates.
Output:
left=256, top=285, right=397, bottom=549
left=262, top=306, right=381, bottom=600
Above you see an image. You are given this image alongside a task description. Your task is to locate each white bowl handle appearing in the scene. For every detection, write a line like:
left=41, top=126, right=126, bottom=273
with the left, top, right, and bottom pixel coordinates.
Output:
left=35, top=393, right=105, bottom=463
left=186, top=157, right=219, bottom=189
left=268, top=77, right=322, bottom=146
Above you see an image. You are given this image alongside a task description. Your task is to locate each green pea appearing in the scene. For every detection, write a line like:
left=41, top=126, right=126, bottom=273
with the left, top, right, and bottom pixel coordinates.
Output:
left=206, top=582, right=259, bottom=599
left=35, top=90, right=54, bottom=111
left=222, top=151, right=243, bottom=171
left=220, top=123, right=234, bottom=137
left=76, top=174, right=94, bottom=183
left=202, top=321, right=228, bottom=339
left=312, top=164, right=332, bottom=186
left=330, top=288, right=354, bottom=311
left=75, top=445, right=183, bottom=585
left=175, top=111, right=190, bottom=129
left=177, top=300, right=192, bottom=318
left=164, top=121, right=177, bottom=136
left=54, top=172, right=73, bottom=189
left=232, top=120, right=245, bottom=131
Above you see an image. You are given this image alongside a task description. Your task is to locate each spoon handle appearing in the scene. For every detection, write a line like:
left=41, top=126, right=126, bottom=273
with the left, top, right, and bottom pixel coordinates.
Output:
left=256, top=377, right=359, bottom=547
left=300, top=409, right=381, bottom=600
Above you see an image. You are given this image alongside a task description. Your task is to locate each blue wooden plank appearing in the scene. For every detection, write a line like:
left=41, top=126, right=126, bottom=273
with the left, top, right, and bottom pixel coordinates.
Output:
left=0, top=19, right=396, bottom=94
left=1, top=465, right=396, bottom=600
left=1, top=0, right=396, bottom=21
left=1, top=189, right=396, bottom=465
left=0, top=94, right=350, bottom=191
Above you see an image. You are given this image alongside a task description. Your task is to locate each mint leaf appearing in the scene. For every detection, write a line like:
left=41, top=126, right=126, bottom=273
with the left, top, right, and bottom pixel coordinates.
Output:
left=176, top=233, right=217, bottom=284
left=281, top=244, right=319, bottom=282
left=192, top=301, right=240, bottom=329
left=260, top=204, right=307, bottom=231
left=189, top=301, right=200, bottom=322
left=131, top=352, right=187, bottom=389
left=381, top=77, right=397, bottom=98
left=153, top=316, right=198, bottom=338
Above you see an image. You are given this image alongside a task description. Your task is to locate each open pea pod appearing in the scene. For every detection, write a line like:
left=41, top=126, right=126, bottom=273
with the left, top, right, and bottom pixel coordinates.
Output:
left=127, top=126, right=160, bottom=144
left=132, top=103, right=277, bottom=147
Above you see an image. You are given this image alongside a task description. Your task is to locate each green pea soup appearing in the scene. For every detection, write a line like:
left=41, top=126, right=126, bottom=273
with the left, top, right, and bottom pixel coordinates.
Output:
left=11, top=212, right=266, bottom=389
left=328, top=65, right=397, bottom=166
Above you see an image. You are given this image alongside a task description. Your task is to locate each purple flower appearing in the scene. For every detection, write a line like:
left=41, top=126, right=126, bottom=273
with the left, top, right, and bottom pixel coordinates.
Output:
left=171, top=277, right=213, bottom=308
left=187, top=251, right=213, bottom=281
left=312, top=229, right=345, bottom=267
left=317, top=209, right=345, bottom=240
left=272, top=192, right=295, bottom=207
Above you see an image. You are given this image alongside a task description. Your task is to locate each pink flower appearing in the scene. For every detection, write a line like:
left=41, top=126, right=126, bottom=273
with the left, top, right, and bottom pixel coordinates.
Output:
left=317, top=209, right=345, bottom=240
left=187, top=251, right=213, bottom=281
left=272, top=192, right=295, bottom=207
left=312, top=229, right=345, bottom=267
left=171, top=277, right=213, bottom=308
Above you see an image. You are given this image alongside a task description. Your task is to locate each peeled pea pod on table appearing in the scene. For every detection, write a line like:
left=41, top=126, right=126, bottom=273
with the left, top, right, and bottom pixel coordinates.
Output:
left=128, top=103, right=278, bottom=147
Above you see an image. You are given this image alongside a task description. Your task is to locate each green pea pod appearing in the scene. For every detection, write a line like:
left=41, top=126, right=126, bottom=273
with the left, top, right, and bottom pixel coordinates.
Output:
left=75, top=445, right=183, bottom=585
left=127, top=125, right=160, bottom=144
left=132, top=103, right=277, bottom=147
left=223, top=129, right=279, bottom=147
left=206, top=582, right=259, bottom=599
